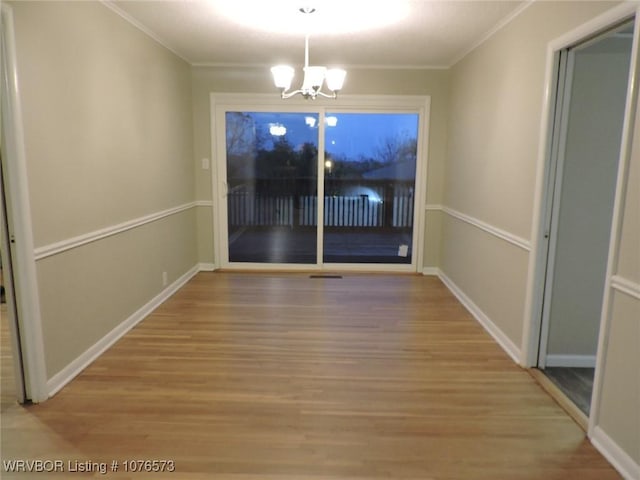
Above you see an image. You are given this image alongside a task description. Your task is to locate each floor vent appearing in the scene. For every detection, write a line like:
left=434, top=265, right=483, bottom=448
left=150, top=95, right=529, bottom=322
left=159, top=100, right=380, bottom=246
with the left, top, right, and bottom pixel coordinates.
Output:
left=309, top=275, right=343, bottom=279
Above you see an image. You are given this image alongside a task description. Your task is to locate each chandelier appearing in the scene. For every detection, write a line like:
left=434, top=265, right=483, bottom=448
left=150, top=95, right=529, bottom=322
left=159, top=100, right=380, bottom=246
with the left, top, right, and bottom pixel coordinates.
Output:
left=270, top=8, right=346, bottom=100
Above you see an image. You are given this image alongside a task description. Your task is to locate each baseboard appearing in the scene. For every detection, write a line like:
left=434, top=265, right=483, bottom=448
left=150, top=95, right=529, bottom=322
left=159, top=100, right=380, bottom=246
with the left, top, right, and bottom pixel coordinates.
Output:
left=199, top=262, right=216, bottom=272
left=591, top=425, right=640, bottom=480
left=422, top=267, right=441, bottom=276
left=545, top=354, right=597, bottom=368
left=46, top=265, right=200, bottom=397
left=437, top=271, right=521, bottom=364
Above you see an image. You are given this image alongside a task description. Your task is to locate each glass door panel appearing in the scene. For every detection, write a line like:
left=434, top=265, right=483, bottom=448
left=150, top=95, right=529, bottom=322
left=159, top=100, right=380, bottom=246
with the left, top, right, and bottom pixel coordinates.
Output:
left=323, top=113, right=419, bottom=264
left=225, top=112, right=319, bottom=264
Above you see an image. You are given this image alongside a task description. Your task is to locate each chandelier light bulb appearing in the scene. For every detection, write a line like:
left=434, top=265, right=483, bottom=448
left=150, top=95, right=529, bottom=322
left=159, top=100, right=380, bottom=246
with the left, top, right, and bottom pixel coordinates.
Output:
left=325, top=68, right=346, bottom=92
left=271, top=65, right=295, bottom=90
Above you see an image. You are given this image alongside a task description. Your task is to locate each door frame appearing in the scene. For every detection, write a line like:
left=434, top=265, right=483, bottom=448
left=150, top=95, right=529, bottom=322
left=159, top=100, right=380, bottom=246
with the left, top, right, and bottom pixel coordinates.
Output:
left=521, top=1, right=639, bottom=432
left=535, top=49, right=574, bottom=369
left=209, top=93, right=431, bottom=273
left=536, top=22, right=635, bottom=370
left=1, top=151, right=27, bottom=403
left=0, top=3, right=48, bottom=403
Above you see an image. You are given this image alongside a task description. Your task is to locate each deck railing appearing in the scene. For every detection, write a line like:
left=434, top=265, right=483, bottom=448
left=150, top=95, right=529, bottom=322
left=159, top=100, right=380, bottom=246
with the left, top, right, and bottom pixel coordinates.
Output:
left=227, top=178, right=414, bottom=229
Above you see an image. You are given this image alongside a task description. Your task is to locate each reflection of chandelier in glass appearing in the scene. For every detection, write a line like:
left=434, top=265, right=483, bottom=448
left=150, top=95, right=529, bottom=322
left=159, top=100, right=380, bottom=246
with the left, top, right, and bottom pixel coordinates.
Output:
left=304, top=116, right=338, bottom=128
left=271, top=8, right=346, bottom=100
left=269, top=123, right=287, bottom=136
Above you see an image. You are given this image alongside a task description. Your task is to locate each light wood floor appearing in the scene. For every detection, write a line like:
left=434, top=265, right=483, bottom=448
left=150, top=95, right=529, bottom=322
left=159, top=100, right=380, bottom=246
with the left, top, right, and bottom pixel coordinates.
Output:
left=1, top=272, right=621, bottom=479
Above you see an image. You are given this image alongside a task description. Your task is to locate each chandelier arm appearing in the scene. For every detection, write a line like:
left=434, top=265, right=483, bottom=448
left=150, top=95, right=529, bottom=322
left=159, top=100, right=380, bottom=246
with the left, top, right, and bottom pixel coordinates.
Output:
left=280, top=89, right=338, bottom=100
left=315, top=90, right=338, bottom=99
left=280, top=88, right=306, bottom=99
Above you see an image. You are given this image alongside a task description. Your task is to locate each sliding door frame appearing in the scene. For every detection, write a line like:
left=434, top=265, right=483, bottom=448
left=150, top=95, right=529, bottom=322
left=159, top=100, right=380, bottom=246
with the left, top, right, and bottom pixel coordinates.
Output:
left=522, top=1, right=639, bottom=442
left=0, top=4, right=48, bottom=403
left=535, top=49, right=574, bottom=369
left=209, top=94, right=430, bottom=273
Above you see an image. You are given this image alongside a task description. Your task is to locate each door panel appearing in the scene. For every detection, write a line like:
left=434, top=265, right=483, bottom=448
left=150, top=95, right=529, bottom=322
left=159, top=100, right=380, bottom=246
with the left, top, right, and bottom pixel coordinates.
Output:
left=323, top=113, right=419, bottom=264
left=225, top=112, right=319, bottom=264
left=535, top=21, right=634, bottom=416
left=542, top=26, right=632, bottom=367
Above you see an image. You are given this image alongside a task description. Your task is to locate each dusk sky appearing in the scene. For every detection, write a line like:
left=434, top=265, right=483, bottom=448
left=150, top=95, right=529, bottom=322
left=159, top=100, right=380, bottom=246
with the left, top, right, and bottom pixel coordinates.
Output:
left=245, top=112, right=419, bottom=160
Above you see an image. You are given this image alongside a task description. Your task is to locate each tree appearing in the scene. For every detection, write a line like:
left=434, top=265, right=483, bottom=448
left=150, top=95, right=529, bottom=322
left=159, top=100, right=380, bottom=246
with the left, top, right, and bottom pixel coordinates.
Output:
left=374, top=133, right=417, bottom=164
left=226, top=113, right=274, bottom=180
left=226, top=112, right=256, bottom=157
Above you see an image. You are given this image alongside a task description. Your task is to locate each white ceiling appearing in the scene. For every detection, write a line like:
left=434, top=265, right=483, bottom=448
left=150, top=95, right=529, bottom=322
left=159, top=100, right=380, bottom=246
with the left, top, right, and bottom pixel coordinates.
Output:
left=107, top=0, right=529, bottom=69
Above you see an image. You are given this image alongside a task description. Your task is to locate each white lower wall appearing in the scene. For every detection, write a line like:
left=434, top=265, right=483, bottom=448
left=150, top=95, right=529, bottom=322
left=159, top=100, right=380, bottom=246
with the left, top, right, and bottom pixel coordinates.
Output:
left=47, top=263, right=201, bottom=396
left=36, top=208, right=198, bottom=380
left=440, top=213, right=529, bottom=351
left=428, top=208, right=639, bottom=479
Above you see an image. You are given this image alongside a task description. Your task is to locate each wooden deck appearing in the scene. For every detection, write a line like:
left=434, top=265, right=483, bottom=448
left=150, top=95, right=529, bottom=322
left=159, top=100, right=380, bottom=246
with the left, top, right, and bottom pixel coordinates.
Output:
left=229, top=228, right=413, bottom=264
left=1, top=273, right=620, bottom=479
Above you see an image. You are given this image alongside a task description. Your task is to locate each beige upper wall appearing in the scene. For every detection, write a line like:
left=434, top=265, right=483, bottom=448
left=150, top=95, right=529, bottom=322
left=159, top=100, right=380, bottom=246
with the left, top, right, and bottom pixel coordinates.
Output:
left=191, top=66, right=450, bottom=267
left=11, top=1, right=195, bottom=247
left=9, top=1, right=197, bottom=380
left=446, top=1, right=618, bottom=240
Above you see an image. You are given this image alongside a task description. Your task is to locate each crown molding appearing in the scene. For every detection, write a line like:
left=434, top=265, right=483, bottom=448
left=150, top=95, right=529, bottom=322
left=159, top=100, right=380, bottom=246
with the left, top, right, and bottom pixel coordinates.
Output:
left=100, top=0, right=192, bottom=64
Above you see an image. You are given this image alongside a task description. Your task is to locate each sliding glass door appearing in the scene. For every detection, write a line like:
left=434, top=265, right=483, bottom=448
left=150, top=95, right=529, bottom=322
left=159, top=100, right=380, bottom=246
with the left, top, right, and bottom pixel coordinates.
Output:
left=225, top=111, right=319, bottom=264
left=323, top=113, right=419, bottom=264
left=217, top=103, right=425, bottom=270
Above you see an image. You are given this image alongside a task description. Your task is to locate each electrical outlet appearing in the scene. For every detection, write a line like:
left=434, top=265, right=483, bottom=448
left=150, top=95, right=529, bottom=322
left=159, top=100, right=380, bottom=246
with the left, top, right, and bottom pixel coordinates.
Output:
left=162, top=271, right=168, bottom=287
left=201, top=158, right=210, bottom=170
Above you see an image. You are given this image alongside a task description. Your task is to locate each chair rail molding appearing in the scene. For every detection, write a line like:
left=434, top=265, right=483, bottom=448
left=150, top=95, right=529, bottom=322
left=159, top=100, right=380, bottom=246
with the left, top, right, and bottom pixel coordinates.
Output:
left=34, top=202, right=199, bottom=261
left=439, top=205, right=531, bottom=251
left=610, top=275, right=640, bottom=301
